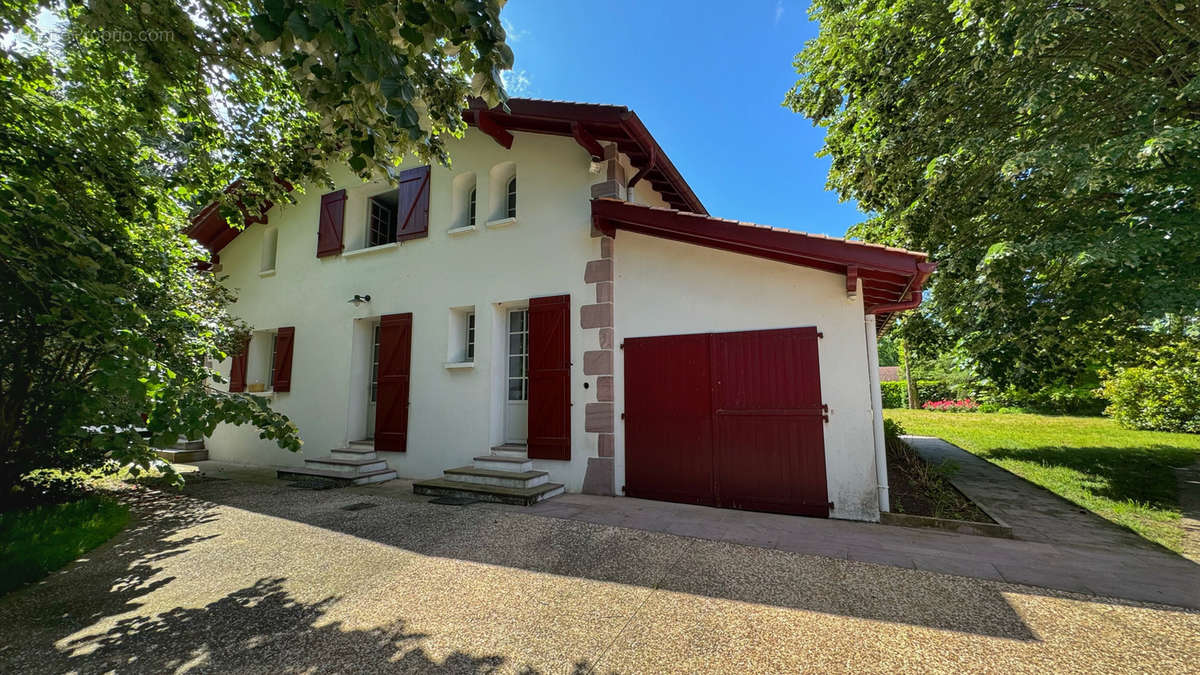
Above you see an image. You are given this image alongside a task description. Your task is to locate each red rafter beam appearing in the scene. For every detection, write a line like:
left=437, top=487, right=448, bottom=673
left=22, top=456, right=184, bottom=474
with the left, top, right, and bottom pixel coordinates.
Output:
left=571, top=122, right=604, bottom=160
left=476, top=111, right=513, bottom=149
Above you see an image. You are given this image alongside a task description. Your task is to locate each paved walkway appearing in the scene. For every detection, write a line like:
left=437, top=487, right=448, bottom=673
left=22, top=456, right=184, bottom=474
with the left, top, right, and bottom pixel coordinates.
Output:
left=0, top=479, right=1196, bottom=673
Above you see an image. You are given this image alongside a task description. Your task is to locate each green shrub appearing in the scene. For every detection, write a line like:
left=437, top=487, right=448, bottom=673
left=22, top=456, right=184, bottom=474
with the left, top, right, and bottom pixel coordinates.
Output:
left=883, top=417, right=906, bottom=441
left=1102, top=342, right=1200, bottom=433
left=981, top=385, right=1106, bottom=416
left=881, top=382, right=907, bottom=408
left=879, top=380, right=957, bottom=408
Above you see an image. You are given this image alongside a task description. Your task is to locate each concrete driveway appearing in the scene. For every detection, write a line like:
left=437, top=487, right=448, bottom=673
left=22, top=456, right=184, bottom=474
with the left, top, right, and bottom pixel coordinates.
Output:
left=0, top=475, right=1197, bottom=673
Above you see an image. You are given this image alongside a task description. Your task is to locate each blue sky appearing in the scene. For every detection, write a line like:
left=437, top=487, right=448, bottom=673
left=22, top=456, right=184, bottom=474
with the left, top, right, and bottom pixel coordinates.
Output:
left=500, top=0, right=865, bottom=237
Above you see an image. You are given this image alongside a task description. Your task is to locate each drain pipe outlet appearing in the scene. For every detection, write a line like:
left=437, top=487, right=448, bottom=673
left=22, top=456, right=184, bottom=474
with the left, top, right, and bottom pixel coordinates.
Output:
left=864, top=313, right=889, bottom=513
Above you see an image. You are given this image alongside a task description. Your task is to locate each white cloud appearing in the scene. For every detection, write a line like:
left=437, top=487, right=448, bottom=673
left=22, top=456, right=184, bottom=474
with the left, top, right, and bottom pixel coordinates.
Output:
left=774, top=0, right=785, bottom=24
left=501, top=68, right=532, bottom=97
left=502, top=17, right=528, bottom=43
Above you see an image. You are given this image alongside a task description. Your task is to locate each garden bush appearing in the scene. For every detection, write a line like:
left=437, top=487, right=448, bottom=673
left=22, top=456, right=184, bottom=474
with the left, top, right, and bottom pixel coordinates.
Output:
left=1102, top=342, right=1200, bottom=433
left=980, top=385, right=1106, bottom=416
left=879, top=380, right=957, bottom=408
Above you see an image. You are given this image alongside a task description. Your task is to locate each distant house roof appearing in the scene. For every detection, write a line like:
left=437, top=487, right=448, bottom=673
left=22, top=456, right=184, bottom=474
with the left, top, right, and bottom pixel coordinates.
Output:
left=879, top=366, right=901, bottom=382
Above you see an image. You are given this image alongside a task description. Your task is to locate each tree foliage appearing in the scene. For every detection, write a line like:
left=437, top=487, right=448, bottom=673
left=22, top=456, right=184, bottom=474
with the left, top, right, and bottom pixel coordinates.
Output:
left=787, top=0, right=1200, bottom=390
left=0, top=1, right=510, bottom=495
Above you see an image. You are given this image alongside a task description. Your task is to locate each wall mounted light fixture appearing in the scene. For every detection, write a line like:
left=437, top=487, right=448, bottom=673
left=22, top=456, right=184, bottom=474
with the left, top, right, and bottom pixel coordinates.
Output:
left=348, top=294, right=371, bottom=306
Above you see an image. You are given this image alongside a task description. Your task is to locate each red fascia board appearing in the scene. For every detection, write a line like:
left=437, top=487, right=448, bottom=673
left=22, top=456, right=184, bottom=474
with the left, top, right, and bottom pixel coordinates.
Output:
left=592, top=199, right=927, bottom=277
left=591, top=199, right=935, bottom=316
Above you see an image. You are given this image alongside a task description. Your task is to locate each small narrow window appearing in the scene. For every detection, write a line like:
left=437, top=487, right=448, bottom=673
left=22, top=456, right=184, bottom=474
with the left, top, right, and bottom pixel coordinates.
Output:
left=465, top=313, right=475, bottom=361
left=467, top=187, right=477, bottom=227
left=268, top=333, right=278, bottom=389
left=367, top=190, right=398, bottom=247
left=260, top=227, right=278, bottom=273
left=505, top=176, right=517, bottom=218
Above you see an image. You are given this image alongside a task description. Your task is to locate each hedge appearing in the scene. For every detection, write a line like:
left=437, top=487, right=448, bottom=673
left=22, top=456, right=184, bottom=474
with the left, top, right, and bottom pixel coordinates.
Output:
left=880, top=380, right=956, bottom=408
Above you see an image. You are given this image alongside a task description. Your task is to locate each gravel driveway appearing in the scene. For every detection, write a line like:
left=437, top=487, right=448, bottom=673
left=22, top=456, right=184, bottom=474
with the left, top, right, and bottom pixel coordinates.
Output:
left=0, top=478, right=1196, bottom=673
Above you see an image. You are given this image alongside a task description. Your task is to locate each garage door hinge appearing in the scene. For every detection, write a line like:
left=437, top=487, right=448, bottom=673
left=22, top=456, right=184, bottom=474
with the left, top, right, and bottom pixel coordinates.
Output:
left=822, top=404, right=829, bottom=423
left=620, top=412, right=625, bottom=420
left=817, top=331, right=824, bottom=339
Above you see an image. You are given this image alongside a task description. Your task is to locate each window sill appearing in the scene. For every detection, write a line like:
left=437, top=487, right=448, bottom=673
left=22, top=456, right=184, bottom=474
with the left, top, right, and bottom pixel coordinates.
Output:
left=257, top=269, right=276, bottom=278
left=486, top=216, right=517, bottom=229
left=244, top=389, right=275, bottom=398
left=343, top=242, right=399, bottom=259
left=447, top=225, right=478, bottom=237
left=443, top=361, right=475, bottom=370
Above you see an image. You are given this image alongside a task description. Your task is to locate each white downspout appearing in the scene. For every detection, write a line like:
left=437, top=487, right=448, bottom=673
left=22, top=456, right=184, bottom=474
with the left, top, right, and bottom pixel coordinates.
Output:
left=864, top=313, right=889, bottom=513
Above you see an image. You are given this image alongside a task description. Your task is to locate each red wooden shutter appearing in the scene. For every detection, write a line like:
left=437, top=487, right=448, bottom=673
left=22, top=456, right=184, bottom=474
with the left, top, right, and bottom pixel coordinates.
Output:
left=374, top=313, right=413, bottom=452
left=527, top=294, right=571, bottom=460
left=317, top=189, right=346, bottom=257
left=272, top=326, right=295, bottom=392
left=395, top=165, right=431, bottom=242
left=229, top=337, right=249, bottom=393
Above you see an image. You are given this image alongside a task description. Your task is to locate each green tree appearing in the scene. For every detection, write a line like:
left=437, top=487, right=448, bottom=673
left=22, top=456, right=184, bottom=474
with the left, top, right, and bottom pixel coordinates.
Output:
left=876, top=334, right=900, bottom=367
left=0, top=1, right=511, bottom=497
left=786, top=1, right=1200, bottom=390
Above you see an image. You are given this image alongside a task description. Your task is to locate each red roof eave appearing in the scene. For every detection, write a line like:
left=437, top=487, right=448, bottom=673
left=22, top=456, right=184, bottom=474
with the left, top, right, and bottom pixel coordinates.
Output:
left=465, top=98, right=706, bottom=215
left=590, top=198, right=935, bottom=330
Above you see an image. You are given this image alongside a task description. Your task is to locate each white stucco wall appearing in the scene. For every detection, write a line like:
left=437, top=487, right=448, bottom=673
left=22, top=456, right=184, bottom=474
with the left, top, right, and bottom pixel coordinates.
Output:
left=612, top=231, right=881, bottom=521
left=205, top=129, right=657, bottom=492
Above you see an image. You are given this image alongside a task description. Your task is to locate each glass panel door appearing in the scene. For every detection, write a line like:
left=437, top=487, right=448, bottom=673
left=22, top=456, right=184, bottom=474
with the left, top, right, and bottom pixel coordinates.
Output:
left=504, top=308, right=529, bottom=444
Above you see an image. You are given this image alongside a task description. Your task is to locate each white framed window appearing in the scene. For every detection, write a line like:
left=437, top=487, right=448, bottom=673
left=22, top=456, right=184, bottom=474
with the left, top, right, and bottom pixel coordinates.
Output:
left=487, top=161, right=516, bottom=225
left=466, top=312, right=476, bottom=360
left=247, top=330, right=277, bottom=392
left=268, top=332, right=278, bottom=389
left=507, top=309, right=528, bottom=401
left=446, top=306, right=476, bottom=366
left=367, top=190, right=398, bottom=247
left=370, top=323, right=381, bottom=403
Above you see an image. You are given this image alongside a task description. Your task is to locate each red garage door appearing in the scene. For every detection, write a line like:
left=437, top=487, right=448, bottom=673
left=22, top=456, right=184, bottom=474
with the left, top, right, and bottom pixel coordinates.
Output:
left=624, top=327, right=829, bottom=517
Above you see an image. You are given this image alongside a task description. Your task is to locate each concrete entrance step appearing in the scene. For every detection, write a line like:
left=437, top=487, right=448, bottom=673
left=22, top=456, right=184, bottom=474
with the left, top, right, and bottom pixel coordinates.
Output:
left=332, top=446, right=377, bottom=460
left=277, top=466, right=397, bottom=486
left=473, top=454, right=533, bottom=472
left=304, top=455, right=389, bottom=474
left=156, top=448, right=209, bottom=463
left=490, top=443, right=528, bottom=458
left=413, top=478, right=564, bottom=506
left=444, top=465, right=549, bottom=489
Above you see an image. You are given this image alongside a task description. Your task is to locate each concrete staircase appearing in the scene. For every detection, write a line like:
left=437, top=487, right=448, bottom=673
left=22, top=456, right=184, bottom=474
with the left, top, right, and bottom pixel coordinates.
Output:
left=156, top=438, right=209, bottom=463
left=413, top=444, right=564, bottom=505
left=277, top=443, right=398, bottom=486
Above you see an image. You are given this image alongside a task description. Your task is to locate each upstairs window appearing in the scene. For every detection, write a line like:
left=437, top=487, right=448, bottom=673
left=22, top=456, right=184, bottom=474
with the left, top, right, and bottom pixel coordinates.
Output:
left=505, top=176, right=517, bottom=219
left=468, top=187, right=477, bottom=227
left=367, top=190, right=398, bottom=247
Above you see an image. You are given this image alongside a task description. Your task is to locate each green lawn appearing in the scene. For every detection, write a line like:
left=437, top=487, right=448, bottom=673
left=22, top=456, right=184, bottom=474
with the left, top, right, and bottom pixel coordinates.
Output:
left=0, top=495, right=130, bottom=595
left=884, top=410, right=1200, bottom=552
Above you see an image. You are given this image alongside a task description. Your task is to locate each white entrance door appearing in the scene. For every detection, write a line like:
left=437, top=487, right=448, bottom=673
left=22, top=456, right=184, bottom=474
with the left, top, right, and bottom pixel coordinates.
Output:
left=365, top=322, right=380, bottom=439
left=505, top=308, right=529, bottom=444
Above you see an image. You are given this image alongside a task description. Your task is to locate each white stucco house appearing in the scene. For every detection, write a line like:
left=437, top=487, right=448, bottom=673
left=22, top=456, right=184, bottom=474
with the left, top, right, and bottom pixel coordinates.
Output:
left=188, top=98, right=934, bottom=522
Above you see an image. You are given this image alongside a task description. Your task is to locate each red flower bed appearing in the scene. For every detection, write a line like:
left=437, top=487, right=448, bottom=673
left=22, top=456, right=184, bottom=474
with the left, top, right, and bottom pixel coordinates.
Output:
left=922, top=398, right=979, bottom=412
